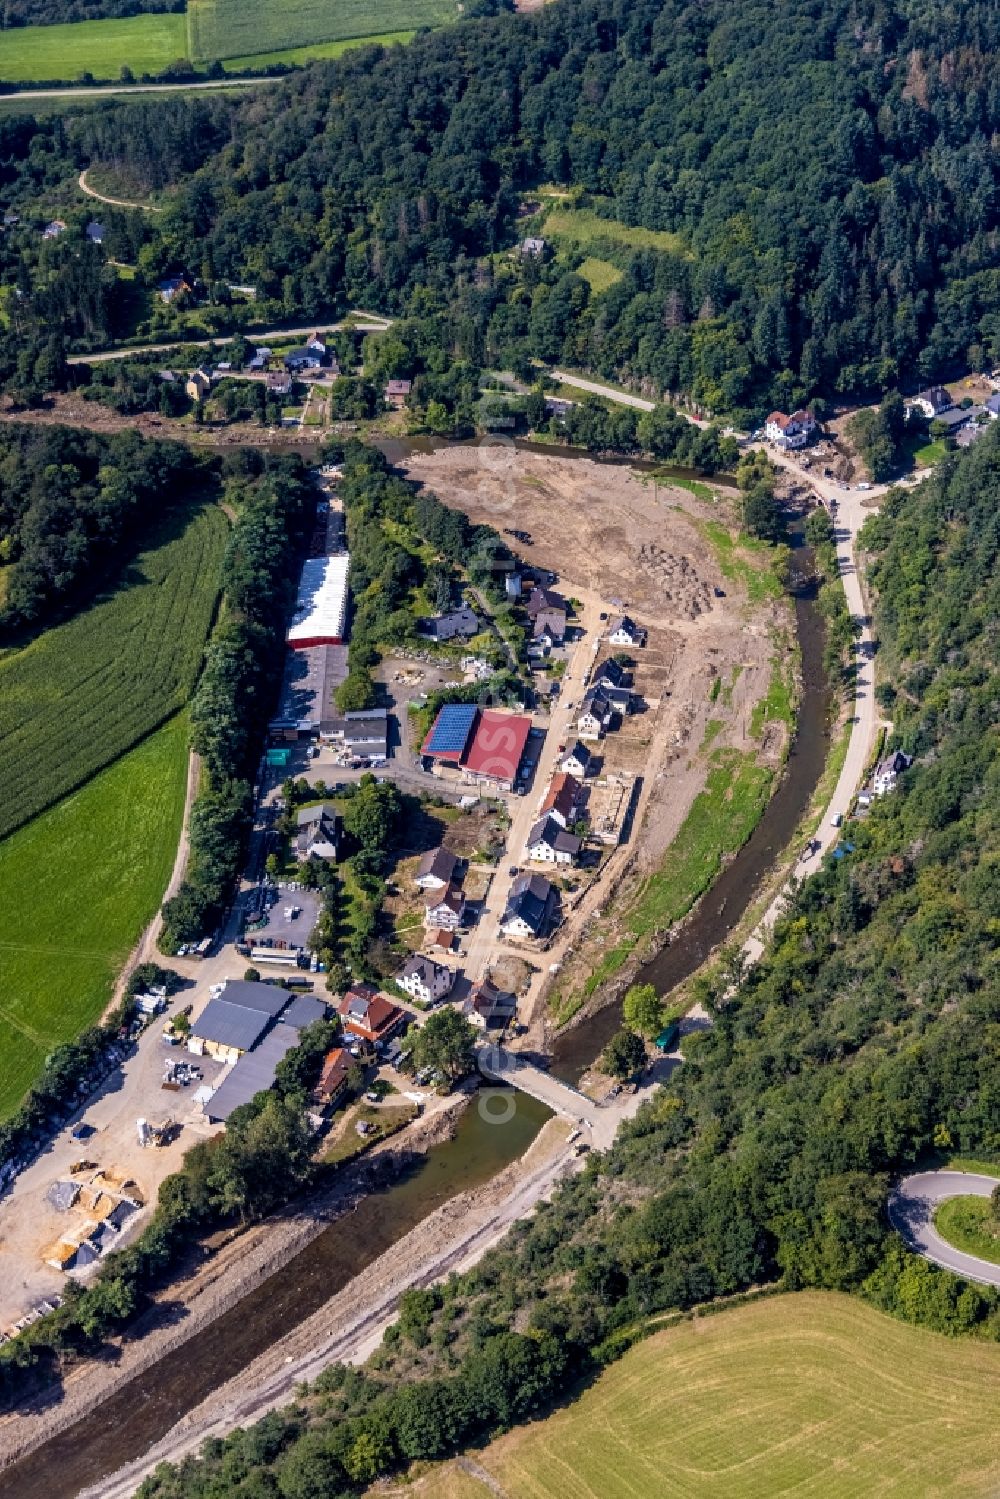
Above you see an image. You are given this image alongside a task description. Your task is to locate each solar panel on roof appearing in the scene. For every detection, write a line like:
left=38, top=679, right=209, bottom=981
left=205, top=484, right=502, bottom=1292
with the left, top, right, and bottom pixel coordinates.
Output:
left=425, top=703, right=478, bottom=755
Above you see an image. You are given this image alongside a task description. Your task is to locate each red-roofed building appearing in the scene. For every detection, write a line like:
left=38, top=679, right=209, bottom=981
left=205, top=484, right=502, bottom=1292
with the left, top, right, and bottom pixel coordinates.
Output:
left=339, top=984, right=406, bottom=1044
left=462, top=709, right=533, bottom=791
left=313, top=1047, right=351, bottom=1108
left=764, top=409, right=817, bottom=450
left=540, top=772, right=583, bottom=829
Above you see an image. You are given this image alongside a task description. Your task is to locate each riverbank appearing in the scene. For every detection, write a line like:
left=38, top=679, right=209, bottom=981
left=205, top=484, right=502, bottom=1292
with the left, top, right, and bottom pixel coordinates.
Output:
left=0, top=1087, right=474, bottom=1481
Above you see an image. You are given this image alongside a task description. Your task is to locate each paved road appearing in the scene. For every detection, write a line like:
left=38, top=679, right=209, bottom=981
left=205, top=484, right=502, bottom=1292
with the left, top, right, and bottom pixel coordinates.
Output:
left=66, top=312, right=392, bottom=366
left=3, top=77, right=275, bottom=104
left=888, top=1172, right=1000, bottom=1287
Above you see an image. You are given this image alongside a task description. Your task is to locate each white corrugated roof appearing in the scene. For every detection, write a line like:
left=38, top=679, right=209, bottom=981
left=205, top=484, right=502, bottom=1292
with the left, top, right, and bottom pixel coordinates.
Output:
left=287, top=554, right=350, bottom=645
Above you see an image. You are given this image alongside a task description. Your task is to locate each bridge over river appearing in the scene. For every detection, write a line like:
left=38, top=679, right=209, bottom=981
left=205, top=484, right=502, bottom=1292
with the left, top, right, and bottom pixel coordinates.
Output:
left=475, top=1044, right=660, bottom=1148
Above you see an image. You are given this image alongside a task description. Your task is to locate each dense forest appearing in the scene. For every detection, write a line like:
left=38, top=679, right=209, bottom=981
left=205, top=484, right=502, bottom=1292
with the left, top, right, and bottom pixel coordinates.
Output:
left=0, top=423, right=197, bottom=631
left=124, top=426, right=1000, bottom=1495
left=3, top=0, right=1000, bottom=414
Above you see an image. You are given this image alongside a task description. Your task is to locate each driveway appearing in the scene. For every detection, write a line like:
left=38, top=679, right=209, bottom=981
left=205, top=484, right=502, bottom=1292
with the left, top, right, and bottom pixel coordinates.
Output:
left=888, top=1171, right=1000, bottom=1287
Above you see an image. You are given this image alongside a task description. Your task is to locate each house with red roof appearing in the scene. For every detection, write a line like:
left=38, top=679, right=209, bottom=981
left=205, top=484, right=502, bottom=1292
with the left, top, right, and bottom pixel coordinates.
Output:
left=764, top=409, right=817, bottom=450
left=338, top=984, right=406, bottom=1044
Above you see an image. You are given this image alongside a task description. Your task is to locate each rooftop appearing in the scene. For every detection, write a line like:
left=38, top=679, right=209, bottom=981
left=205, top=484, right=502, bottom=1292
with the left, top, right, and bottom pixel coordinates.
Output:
left=206, top=1025, right=301, bottom=1122
left=287, top=553, right=350, bottom=648
left=422, top=702, right=478, bottom=759
left=463, top=709, right=532, bottom=780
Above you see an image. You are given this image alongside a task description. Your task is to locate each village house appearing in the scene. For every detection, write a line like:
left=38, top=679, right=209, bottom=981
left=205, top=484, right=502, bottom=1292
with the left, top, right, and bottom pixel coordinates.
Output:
left=185, top=368, right=212, bottom=403
left=248, top=346, right=273, bottom=371
left=606, top=615, right=646, bottom=648
left=764, top=409, right=817, bottom=450
left=394, top=954, right=454, bottom=1005
left=532, top=607, right=567, bottom=646
left=908, top=386, right=952, bottom=420
left=462, top=978, right=517, bottom=1030
left=540, top=771, right=584, bottom=829
left=424, top=885, right=466, bottom=931
left=284, top=347, right=324, bottom=373
left=86, top=220, right=104, bottom=244
left=500, top=872, right=558, bottom=939
left=295, top=804, right=340, bottom=862
left=422, top=606, right=480, bottom=641
left=578, top=689, right=614, bottom=740
left=525, top=585, right=567, bottom=621
left=384, top=378, right=412, bottom=408
left=873, top=749, right=912, bottom=797
left=592, top=658, right=632, bottom=691
left=526, top=815, right=581, bottom=865
left=157, top=273, right=193, bottom=303
left=339, top=984, right=406, bottom=1045
left=560, top=741, right=594, bottom=778
left=42, top=219, right=66, bottom=239
left=985, top=393, right=1000, bottom=420
left=414, top=846, right=459, bottom=892
left=519, top=236, right=546, bottom=257
left=313, top=1046, right=351, bottom=1108
left=266, top=371, right=293, bottom=398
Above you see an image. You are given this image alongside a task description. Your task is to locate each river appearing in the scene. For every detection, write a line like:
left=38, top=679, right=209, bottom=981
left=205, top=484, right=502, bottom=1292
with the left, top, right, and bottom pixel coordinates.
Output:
left=0, top=457, right=828, bottom=1497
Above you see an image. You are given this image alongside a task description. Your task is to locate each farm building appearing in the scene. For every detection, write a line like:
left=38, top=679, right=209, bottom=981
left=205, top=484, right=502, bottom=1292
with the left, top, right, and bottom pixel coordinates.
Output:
left=421, top=703, right=532, bottom=791
left=287, top=553, right=351, bottom=649
left=188, top=981, right=289, bottom=1065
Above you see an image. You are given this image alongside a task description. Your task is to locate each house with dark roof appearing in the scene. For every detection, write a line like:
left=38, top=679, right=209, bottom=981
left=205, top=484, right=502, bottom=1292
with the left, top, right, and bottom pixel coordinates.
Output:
left=909, top=386, right=953, bottom=419
left=500, top=872, right=558, bottom=939
left=532, top=606, right=566, bottom=645
left=578, top=690, right=614, bottom=740
left=607, top=615, right=646, bottom=647
left=424, top=886, right=466, bottom=931
left=86, top=220, right=105, bottom=244
left=42, top=219, right=66, bottom=239
left=561, top=741, right=594, bottom=778
left=873, top=749, right=912, bottom=797
left=339, top=984, right=406, bottom=1044
left=526, top=815, right=581, bottom=865
left=525, top=585, right=567, bottom=619
left=279, top=994, right=329, bottom=1032
left=423, top=606, right=480, bottom=641
left=296, top=804, right=340, bottom=862
left=985, top=393, right=1000, bottom=420
left=415, top=846, right=459, bottom=891
left=394, top=954, right=454, bottom=1005
left=284, top=347, right=324, bottom=372
left=266, top=370, right=293, bottom=397
left=592, top=658, right=632, bottom=691
left=462, top=978, right=517, bottom=1029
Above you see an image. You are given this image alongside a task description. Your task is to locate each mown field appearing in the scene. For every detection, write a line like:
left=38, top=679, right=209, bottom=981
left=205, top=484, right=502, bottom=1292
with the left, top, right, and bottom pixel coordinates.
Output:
left=935, top=1196, right=1000, bottom=1267
left=186, top=0, right=457, bottom=62
left=219, top=31, right=414, bottom=70
left=0, top=12, right=187, bottom=83
left=542, top=202, right=690, bottom=259
left=0, top=500, right=226, bottom=841
left=398, top=1293, right=1000, bottom=1499
left=0, top=714, right=189, bottom=1118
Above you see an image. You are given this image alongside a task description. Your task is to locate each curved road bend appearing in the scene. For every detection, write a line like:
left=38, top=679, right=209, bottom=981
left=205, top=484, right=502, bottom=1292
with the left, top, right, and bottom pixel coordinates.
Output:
left=78, top=170, right=159, bottom=213
left=888, top=1172, right=1000, bottom=1288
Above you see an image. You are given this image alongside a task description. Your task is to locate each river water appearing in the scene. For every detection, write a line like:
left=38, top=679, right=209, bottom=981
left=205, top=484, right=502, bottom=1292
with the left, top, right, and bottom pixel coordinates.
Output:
left=0, top=455, right=828, bottom=1498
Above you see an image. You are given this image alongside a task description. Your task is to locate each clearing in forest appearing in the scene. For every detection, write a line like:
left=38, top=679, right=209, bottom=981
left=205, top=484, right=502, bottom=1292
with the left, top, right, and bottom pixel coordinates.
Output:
left=0, top=714, right=189, bottom=1118
left=404, top=1293, right=1000, bottom=1499
left=0, top=499, right=226, bottom=842
left=186, top=0, right=459, bottom=63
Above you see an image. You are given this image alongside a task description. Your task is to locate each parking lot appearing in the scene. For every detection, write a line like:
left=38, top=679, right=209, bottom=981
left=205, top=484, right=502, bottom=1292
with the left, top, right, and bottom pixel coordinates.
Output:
left=243, top=886, right=322, bottom=961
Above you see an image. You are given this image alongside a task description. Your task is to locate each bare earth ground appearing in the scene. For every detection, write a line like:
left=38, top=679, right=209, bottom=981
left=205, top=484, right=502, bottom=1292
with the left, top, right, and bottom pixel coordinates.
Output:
left=401, top=446, right=793, bottom=1033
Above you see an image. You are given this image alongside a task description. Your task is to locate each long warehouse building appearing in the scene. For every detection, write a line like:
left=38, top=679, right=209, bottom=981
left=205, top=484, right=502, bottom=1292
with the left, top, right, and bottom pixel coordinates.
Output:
left=287, top=553, right=350, bottom=649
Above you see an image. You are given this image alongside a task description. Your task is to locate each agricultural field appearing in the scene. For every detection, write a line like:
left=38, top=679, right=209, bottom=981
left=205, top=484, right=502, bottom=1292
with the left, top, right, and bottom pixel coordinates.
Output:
left=397, top=1293, right=1000, bottom=1499
left=186, top=0, right=458, bottom=63
left=0, top=500, right=226, bottom=841
left=219, top=31, right=414, bottom=70
left=935, top=1196, right=1000, bottom=1267
left=0, top=714, right=189, bottom=1118
left=0, top=12, right=187, bottom=83
left=574, top=256, right=623, bottom=294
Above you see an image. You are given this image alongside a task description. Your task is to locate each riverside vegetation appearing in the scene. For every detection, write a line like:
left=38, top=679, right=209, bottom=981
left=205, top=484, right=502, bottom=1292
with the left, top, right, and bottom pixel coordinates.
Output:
left=122, top=426, right=1000, bottom=1497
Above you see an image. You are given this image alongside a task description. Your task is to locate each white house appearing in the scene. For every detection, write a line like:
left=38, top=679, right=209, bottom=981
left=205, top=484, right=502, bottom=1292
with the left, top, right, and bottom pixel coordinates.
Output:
left=500, top=872, right=557, bottom=940
left=526, top=816, right=580, bottom=865
left=764, top=409, right=817, bottom=450
left=414, top=846, right=458, bottom=892
left=424, top=886, right=466, bottom=931
left=908, top=386, right=952, bottom=420
left=578, top=690, right=613, bottom=740
left=462, top=979, right=517, bottom=1030
left=394, top=954, right=454, bottom=1005
left=606, top=615, right=646, bottom=648
left=561, top=741, right=594, bottom=778
left=873, top=749, right=912, bottom=797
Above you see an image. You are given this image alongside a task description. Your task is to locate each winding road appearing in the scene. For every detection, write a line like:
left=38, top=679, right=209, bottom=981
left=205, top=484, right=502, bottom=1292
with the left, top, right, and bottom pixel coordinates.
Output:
left=888, top=1172, right=1000, bottom=1287
left=78, top=169, right=159, bottom=213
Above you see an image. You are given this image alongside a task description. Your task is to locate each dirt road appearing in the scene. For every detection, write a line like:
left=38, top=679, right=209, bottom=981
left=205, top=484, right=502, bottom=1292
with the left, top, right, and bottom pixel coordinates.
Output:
left=78, top=169, right=159, bottom=212
left=65, top=311, right=391, bottom=366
